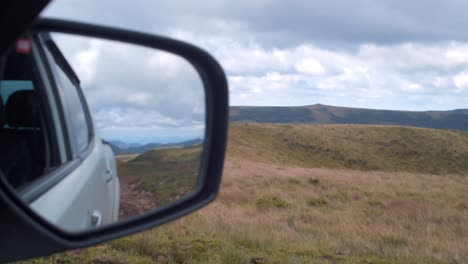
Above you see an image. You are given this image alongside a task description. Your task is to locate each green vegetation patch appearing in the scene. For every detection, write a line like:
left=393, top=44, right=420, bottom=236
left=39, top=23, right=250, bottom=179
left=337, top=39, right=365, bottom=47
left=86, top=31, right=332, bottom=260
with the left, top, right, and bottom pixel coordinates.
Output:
left=256, top=196, right=289, bottom=210
left=379, top=235, right=408, bottom=248
left=308, top=178, right=320, bottom=185
left=228, top=123, right=468, bottom=176
left=288, top=177, right=302, bottom=185
left=368, top=199, right=385, bottom=207
left=307, top=197, right=328, bottom=207
left=25, top=236, right=403, bottom=264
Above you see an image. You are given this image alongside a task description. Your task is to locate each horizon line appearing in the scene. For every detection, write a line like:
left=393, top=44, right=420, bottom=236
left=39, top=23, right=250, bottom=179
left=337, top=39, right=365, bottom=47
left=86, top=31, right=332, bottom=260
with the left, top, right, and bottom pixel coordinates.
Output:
left=229, top=103, right=467, bottom=112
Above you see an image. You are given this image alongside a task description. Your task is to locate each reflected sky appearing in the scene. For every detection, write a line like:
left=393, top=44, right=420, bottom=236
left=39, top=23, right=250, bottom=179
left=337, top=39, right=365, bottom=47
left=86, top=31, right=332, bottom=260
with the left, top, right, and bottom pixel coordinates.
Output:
left=51, top=33, right=205, bottom=144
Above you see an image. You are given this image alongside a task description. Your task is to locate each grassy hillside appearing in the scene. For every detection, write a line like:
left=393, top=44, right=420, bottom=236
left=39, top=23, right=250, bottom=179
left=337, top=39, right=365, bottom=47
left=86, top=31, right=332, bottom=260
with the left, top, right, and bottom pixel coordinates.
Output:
left=25, top=124, right=468, bottom=264
left=230, top=104, right=468, bottom=131
left=31, top=159, right=468, bottom=264
left=228, top=123, right=468, bottom=175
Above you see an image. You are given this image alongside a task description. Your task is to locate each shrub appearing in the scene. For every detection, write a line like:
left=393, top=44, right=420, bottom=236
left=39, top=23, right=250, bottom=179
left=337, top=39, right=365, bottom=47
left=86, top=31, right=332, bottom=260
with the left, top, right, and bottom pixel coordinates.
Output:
left=308, top=178, right=320, bottom=185
left=368, top=199, right=384, bottom=207
left=380, top=235, right=408, bottom=248
left=256, top=196, right=289, bottom=210
left=288, top=178, right=302, bottom=185
left=307, top=198, right=328, bottom=207
left=326, top=191, right=348, bottom=202
left=455, top=202, right=468, bottom=211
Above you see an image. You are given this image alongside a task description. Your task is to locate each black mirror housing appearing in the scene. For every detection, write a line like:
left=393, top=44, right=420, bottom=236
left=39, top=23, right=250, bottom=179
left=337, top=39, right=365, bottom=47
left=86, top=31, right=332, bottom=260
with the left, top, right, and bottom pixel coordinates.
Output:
left=0, top=18, right=228, bottom=262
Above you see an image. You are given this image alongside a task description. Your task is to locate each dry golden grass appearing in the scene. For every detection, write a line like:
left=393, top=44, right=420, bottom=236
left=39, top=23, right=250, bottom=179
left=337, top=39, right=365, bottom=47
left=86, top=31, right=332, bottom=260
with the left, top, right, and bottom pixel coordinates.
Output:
left=27, top=125, right=468, bottom=263
left=28, top=157, right=468, bottom=263
left=153, top=158, right=467, bottom=263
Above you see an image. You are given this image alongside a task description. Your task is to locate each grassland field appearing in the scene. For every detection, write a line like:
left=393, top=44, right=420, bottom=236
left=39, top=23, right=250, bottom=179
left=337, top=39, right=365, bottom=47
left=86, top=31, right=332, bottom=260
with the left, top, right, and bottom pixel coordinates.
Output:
left=24, top=124, right=468, bottom=264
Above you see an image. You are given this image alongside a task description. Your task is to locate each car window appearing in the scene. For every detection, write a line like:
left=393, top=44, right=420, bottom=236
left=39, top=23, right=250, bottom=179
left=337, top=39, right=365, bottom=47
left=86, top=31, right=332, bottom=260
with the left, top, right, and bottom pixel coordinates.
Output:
left=0, top=46, right=49, bottom=189
left=53, top=64, right=90, bottom=154
left=0, top=80, right=34, bottom=107
left=42, top=42, right=91, bottom=156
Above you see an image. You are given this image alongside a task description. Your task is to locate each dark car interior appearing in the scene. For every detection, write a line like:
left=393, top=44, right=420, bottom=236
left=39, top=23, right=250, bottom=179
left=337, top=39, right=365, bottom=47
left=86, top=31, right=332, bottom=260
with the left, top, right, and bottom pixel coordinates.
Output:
left=0, top=47, right=47, bottom=189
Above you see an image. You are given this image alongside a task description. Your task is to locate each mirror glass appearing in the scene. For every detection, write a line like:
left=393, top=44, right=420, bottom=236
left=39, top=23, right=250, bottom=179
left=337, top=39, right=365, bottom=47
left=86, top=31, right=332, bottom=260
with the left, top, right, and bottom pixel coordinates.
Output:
left=0, top=32, right=205, bottom=232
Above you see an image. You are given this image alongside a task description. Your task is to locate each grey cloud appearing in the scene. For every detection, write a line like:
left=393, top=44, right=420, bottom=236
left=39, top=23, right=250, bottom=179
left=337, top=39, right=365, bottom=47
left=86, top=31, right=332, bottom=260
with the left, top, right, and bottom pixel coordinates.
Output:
left=53, top=34, right=204, bottom=116
left=44, top=0, right=468, bottom=48
left=43, top=1, right=468, bottom=114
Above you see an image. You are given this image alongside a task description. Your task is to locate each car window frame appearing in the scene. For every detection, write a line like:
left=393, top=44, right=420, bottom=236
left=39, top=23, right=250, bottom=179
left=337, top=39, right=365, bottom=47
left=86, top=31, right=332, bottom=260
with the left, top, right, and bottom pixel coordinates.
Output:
left=38, top=32, right=95, bottom=160
left=18, top=33, right=95, bottom=203
left=0, top=37, right=60, bottom=187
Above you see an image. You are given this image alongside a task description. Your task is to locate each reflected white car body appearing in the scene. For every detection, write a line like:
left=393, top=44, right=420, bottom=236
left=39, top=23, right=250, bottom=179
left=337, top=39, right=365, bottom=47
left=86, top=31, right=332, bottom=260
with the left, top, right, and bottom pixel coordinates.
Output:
left=30, top=131, right=120, bottom=231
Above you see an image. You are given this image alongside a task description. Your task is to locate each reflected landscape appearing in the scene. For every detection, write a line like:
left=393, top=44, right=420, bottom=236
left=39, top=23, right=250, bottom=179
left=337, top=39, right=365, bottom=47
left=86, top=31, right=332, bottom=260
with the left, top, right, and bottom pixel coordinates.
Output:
left=112, top=139, right=203, bottom=219
left=20, top=32, right=207, bottom=232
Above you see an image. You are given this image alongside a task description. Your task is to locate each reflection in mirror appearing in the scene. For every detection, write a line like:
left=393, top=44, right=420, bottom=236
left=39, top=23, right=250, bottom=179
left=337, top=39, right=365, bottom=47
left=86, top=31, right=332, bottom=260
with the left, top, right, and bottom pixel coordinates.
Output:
left=2, top=32, right=205, bottom=232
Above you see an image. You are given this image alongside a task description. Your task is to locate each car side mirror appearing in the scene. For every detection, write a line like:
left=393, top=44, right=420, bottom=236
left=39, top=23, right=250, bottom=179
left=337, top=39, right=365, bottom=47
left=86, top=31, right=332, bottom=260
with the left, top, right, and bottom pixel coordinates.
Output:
left=0, top=18, right=228, bottom=262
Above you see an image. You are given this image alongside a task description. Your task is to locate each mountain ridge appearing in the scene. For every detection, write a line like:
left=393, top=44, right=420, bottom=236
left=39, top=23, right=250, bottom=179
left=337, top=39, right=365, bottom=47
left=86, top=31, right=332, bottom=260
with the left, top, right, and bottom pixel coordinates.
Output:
left=230, top=104, right=468, bottom=131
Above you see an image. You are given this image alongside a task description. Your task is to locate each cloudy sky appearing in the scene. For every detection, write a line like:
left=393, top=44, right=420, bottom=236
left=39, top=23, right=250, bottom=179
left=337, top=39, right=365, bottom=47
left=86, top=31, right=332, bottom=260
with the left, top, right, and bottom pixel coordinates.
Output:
left=51, top=33, right=205, bottom=144
left=43, top=1, right=468, bottom=141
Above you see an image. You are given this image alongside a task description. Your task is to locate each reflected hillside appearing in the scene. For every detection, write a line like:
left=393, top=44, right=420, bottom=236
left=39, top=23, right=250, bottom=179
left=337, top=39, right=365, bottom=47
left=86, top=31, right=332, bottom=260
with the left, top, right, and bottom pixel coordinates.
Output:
left=108, top=138, right=203, bottom=155
left=116, top=145, right=203, bottom=219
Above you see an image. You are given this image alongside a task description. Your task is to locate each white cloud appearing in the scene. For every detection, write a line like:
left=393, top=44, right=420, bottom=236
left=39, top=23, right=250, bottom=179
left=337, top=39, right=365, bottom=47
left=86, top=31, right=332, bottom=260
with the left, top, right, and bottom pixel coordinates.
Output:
left=126, top=93, right=153, bottom=107
left=295, top=58, right=326, bottom=75
left=73, top=41, right=100, bottom=85
left=215, top=41, right=468, bottom=109
left=407, top=83, right=423, bottom=91
left=116, top=19, right=467, bottom=110
left=454, top=72, right=468, bottom=91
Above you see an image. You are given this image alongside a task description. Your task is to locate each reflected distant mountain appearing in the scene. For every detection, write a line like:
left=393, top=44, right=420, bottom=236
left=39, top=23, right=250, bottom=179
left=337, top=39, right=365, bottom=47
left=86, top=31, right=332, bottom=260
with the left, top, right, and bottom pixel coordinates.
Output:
left=105, top=138, right=203, bottom=155
left=108, top=140, right=142, bottom=150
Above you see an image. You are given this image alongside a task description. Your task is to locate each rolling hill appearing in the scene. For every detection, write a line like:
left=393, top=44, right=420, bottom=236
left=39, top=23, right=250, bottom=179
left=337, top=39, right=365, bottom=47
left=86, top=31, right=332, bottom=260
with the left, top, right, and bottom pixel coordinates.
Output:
left=228, top=123, right=468, bottom=175
left=36, top=123, right=468, bottom=263
left=230, top=104, right=468, bottom=131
